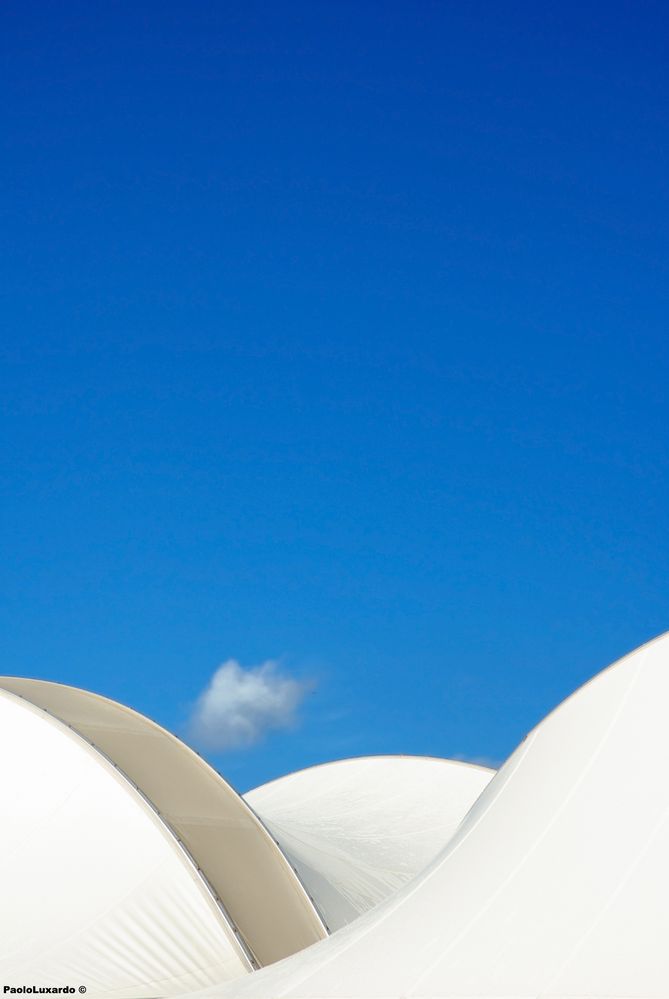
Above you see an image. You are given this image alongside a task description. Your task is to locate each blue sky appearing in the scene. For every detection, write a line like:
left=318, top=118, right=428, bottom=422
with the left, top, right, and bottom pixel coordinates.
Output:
left=2, top=1, right=667, bottom=790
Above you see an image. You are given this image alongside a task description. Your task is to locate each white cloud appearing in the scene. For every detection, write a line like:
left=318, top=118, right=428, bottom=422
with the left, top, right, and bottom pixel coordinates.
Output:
left=187, top=659, right=313, bottom=751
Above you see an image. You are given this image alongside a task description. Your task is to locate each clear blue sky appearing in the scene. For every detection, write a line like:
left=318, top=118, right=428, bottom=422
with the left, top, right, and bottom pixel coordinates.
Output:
left=2, top=1, right=667, bottom=790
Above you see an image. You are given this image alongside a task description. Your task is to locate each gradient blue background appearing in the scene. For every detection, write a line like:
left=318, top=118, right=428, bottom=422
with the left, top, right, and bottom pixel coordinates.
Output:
left=2, top=1, right=667, bottom=789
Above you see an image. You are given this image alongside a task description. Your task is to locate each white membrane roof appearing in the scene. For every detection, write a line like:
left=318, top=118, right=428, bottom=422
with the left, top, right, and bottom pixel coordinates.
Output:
left=245, top=755, right=494, bottom=931
left=186, top=631, right=669, bottom=999
left=0, top=688, right=249, bottom=997
left=0, top=678, right=327, bottom=996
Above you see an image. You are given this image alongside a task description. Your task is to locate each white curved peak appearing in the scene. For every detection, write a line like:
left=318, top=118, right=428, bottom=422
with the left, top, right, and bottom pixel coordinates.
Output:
left=0, top=688, right=250, bottom=998
left=190, top=631, right=669, bottom=999
left=0, top=677, right=326, bottom=970
left=245, top=755, right=494, bottom=931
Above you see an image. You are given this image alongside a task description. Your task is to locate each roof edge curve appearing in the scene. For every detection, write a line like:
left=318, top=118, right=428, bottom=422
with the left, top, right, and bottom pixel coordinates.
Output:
left=0, top=685, right=255, bottom=972
left=0, top=677, right=328, bottom=967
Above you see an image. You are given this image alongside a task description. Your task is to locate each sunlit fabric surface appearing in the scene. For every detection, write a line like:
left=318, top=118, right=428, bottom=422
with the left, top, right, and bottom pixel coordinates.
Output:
left=186, top=633, right=669, bottom=999
left=246, top=755, right=494, bottom=931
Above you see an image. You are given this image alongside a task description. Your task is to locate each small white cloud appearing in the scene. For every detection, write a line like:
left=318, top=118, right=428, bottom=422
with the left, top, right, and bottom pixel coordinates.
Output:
left=187, top=659, right=313, bottom=751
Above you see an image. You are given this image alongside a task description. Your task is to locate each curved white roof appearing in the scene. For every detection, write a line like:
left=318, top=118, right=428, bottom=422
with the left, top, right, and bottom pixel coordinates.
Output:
left=0, top=679, right=326, bottom=997
left=189, top=631, right=669, bottom=999
left=245, top=756, right=494, bottom=931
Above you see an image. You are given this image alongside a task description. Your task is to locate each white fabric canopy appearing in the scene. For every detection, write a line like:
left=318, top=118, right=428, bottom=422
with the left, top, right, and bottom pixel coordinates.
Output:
left=0, top=679, right=327, bottom=997
left=246, top=756, right=494, bottom=931
left=187, top=631, right=669, bottom=999
left=0, top=677, right=326, bottom=970
left=0, top=689, right=249, bottom=997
